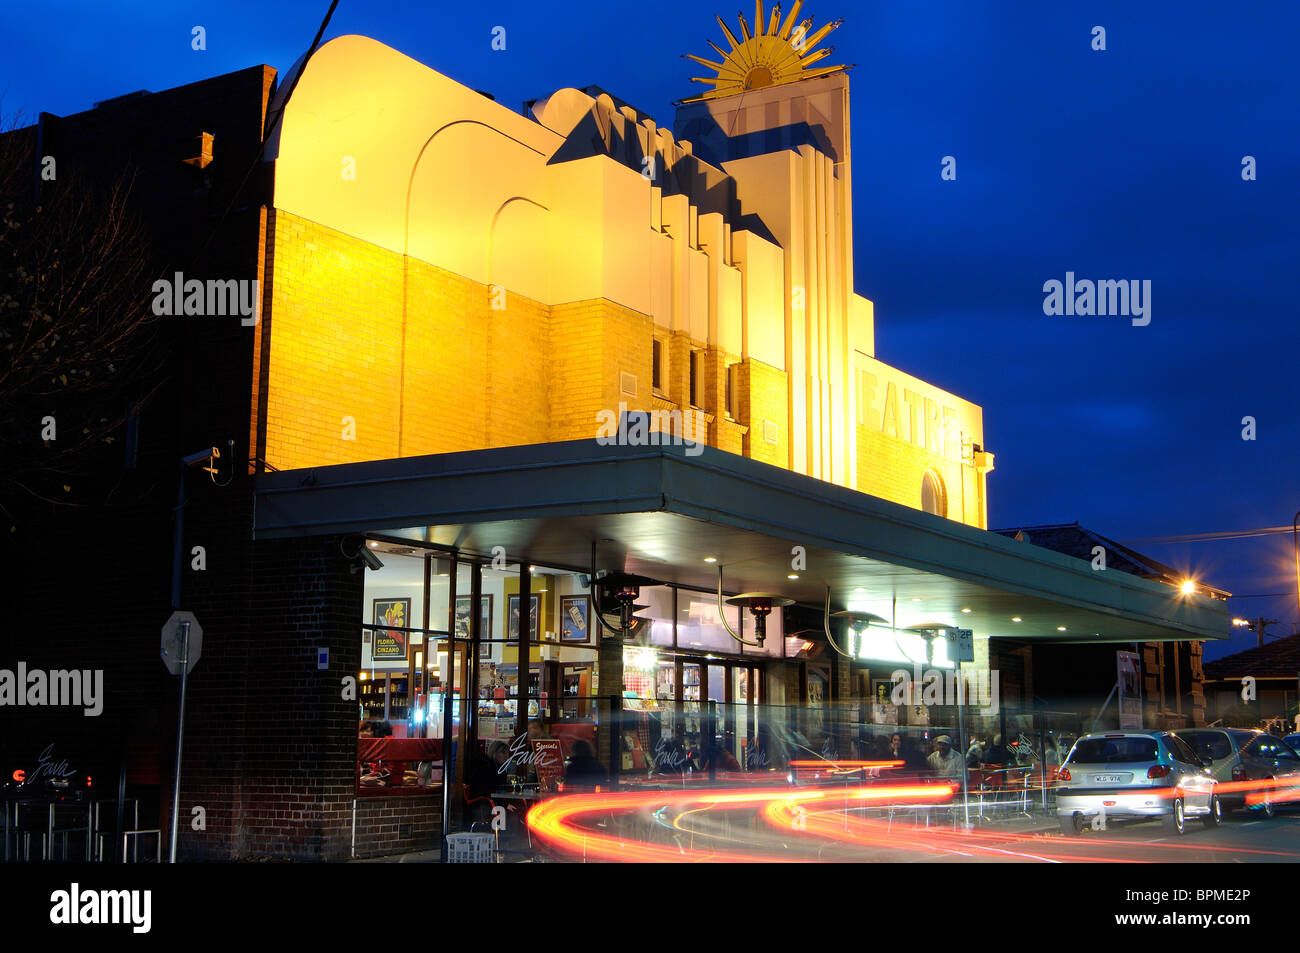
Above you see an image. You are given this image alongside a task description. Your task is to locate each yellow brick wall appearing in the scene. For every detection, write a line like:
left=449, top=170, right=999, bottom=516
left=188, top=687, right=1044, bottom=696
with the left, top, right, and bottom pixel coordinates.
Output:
left=737, top=359, right=789, bottom=469
left=258, top=210, right=988, bottom=530
left=261, top=211, right=405, bottom=469
left=856, top=426, right=984, bottom=528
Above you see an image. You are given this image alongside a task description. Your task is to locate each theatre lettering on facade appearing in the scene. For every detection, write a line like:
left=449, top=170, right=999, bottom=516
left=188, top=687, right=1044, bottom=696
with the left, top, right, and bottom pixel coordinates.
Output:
left=2, top=9, right=1227, bottom=861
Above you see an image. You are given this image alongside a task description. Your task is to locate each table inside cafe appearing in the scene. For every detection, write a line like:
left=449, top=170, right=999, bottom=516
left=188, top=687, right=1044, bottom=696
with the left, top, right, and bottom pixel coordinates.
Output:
left=356, top=737, right=443, bottom=795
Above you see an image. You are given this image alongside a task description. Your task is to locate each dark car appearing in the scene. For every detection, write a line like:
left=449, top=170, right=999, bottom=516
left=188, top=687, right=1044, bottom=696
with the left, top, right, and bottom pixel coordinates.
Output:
left=1179, top=728, right=1300, bottom=817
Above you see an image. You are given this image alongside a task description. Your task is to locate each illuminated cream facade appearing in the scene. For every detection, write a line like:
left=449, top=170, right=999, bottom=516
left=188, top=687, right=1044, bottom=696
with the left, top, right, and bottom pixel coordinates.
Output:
left=258, top=32, right=992, bottom=526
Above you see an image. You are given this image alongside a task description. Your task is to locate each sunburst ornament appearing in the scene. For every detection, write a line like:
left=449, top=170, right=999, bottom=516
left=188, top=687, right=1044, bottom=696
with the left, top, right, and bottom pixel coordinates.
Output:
left=680, top=1, right=848, bottom=103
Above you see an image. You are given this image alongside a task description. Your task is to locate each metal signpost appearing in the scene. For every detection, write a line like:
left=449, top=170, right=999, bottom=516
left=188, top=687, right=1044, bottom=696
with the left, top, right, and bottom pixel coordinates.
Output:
left=161, top=610, right=202, bottom=863
left=949, top=628, right=975, bottom=826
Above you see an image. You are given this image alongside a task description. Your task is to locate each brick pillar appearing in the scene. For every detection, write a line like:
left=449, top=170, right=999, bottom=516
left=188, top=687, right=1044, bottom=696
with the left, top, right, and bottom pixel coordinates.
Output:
left=597, top=630, right=624, bottom=776
left=174, top=533, right=363, bottom=861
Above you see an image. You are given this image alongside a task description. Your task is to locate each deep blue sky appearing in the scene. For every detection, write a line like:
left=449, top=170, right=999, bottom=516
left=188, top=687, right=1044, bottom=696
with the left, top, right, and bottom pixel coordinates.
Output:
left=3, top=1, right=1297, bottom=659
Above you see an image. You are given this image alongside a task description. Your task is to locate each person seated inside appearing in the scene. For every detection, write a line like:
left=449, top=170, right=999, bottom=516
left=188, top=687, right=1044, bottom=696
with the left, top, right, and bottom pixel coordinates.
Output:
left=358, top=720, right=393, bottom=785
left=563, top=739, right=607, bottom=791
left=696, top=739, right=742, bottom=774
left=652, top=725, right=693, bottom=775
left=926, top=735, right=964, bottom=780
left=464, top=741, right=510, bottom=821
left=982, top=734, right=1013, bottom=766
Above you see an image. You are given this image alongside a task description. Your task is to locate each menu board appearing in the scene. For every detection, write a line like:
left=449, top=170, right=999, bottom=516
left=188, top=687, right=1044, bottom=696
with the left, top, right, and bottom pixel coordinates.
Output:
left=532, top=738, right=566, bottom=793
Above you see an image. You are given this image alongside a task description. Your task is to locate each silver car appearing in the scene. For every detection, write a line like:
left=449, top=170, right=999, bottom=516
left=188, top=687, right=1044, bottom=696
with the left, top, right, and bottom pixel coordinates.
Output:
left=1056, top=731, right=1219, bottom=835
left=1180, top=728, right=1300, bottom=816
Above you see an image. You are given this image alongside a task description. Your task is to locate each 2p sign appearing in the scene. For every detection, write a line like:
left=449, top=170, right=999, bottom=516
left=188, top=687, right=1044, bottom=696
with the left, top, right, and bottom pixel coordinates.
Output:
left=948, top=628, right=974, bottom=663
left=160, top=610, right=203, bottom=676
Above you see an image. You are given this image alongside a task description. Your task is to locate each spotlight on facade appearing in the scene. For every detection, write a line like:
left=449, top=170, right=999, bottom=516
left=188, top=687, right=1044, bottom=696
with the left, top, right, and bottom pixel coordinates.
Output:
left=726, top=592, right=796, bottom=646
left=1180, top=579, right=1196, bottom=595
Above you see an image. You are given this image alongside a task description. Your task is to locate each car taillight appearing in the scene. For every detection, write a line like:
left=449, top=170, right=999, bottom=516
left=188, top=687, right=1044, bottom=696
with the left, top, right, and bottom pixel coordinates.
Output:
left=1231, top=765, right=1246, bottom=782
left=1148, top=764, right=1171, bottom=779
left=1058, top=767, right=1070, bottom=782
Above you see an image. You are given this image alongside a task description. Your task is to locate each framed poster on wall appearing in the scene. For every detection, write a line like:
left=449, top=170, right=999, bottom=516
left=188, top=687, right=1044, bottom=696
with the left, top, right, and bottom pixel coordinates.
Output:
left=372, top=598, right=410, bottom=660
left=559, top=595, right=591, bottom=645
left=507, top=594, right=541, bottom=642
left=454, top=594, right=494, bottom=657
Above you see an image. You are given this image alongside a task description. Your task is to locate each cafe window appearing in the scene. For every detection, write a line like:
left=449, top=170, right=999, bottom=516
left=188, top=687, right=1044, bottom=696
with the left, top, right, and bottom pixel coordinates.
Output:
left=357, top=542, right=445, bottom=797
left=676, top=591, right=742, bottom=653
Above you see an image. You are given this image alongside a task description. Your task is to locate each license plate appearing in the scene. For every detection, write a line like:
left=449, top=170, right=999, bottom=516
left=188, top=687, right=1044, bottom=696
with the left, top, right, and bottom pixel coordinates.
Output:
left=1094, top=774, right=1123, bottom=783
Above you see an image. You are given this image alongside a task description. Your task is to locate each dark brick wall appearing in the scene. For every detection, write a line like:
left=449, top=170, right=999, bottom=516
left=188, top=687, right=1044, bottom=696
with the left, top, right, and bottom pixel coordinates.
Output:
left=1, top=64, right=277, bottom=853
left=170, top=533, right=365, bottom=861
left=353, top=797, right=442, bottom=859
left=1, top=61, right=448, bottom=863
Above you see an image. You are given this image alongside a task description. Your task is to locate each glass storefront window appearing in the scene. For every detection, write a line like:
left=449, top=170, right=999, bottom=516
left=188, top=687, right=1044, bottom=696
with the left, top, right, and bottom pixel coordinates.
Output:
left=623, top=646, right=659, bottom=710
left=657, top=660, right=675, bottom=700
left=677, top=593, right=743, bottom=653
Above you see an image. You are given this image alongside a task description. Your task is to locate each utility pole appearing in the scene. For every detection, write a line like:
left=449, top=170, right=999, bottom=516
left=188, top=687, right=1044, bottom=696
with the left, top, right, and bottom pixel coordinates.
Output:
left=1232, top=617, right=1279, bottom=648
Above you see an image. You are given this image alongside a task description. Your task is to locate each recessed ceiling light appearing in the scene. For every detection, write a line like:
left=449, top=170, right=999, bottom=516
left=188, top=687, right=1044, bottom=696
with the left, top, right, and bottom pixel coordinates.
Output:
left=787, top=573, right=799, bottom=579
left=854, top=587, right=866, bottom=592
left=704, top=556, right=717, bottom=564
left=367, top=541, right=379, bottom=548
left=1056, top=626, right=1067, bottom=631
left=1011, top=617, right=1022, bottom=623
left=911, top=597, right=922, bottom=602
left=961, top=608, right=972, bottom=614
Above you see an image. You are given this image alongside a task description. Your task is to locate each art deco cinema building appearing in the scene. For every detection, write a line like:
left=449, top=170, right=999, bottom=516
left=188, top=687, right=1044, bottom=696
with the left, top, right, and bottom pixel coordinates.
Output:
left=259, top=27, right=989, bottom=516
left=3, top=7, right=1227, bottom=861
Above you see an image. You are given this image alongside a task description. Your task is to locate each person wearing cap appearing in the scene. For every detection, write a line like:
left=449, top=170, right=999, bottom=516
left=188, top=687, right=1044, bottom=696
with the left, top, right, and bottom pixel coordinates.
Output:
left=926, top=735, right=963, bottom=779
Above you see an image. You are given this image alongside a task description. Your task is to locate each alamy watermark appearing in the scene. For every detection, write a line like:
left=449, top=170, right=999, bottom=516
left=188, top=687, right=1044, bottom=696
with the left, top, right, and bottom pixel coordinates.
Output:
left=50, top=883, right=151, bottom=933
left=151, top=271, right=259, bottom=326
left=1042, top=272, right=1150, bottom=326
left=595, top=402, right=705, bottom=456
left=890, top=664, right=999, bottom=715
left=0, top=662, right=103, bottom=716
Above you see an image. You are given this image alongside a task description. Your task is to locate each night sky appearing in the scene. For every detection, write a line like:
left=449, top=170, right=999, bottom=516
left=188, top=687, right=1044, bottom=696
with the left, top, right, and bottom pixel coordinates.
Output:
left=3, top=1, right=1296, bottom=658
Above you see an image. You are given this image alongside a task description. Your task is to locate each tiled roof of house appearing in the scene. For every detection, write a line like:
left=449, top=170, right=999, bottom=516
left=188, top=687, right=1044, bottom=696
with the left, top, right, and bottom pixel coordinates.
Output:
left=1202, top=632, right=1300, bottom=680
left=992, top=522, right=1230, bottom=599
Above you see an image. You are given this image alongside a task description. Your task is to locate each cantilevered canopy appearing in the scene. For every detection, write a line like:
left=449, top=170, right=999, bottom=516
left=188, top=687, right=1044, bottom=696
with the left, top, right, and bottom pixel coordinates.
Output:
left=679, top=2, right=850, bottom=103
left=254, top=441, right=1229, bottom=644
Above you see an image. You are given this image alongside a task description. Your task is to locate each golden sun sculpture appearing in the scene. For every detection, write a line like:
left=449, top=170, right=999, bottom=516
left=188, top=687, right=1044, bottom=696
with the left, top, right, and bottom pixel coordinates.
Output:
left=680, top=1, right=849, bottom=104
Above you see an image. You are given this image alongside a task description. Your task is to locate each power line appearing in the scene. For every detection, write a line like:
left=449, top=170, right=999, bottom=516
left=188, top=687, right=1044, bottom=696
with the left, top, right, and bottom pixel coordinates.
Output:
left=1124, top=525, right=1296, bottom=544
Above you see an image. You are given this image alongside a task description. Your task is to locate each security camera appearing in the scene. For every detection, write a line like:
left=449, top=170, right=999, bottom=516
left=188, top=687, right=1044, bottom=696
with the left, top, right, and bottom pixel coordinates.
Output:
left=351, top=547, right=384, bottom=573
left=181, top=447, right=217, bottom=468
